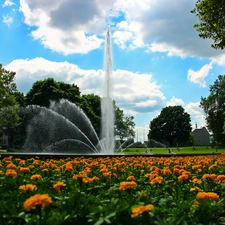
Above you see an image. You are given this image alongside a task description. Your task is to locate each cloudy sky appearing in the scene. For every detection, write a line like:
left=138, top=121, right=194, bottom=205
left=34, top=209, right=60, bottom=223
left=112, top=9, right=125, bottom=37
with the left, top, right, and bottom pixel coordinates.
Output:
left=1, top=0, right=225, bottom=142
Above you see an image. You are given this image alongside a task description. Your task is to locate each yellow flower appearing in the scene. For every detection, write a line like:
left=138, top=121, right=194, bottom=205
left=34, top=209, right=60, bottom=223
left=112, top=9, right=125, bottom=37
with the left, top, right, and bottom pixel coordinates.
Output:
left=19, top=184, right=37, bottom=191
left=127, top=176, right=136, bottom=181
left=190, top=186, right=202, bottom=192
left=196, top=192, right=219, bottom=201
left=131, top=204, right=154, bottom=218
left=53, top=182, right=66, bottom=192
left=5, top=169, right=17, bottom=178
left=191, top=200, right=199, bottom=210
left=24, top=194, right=52, bottom=211
left=119, top=181, right=137, bottom=190
left=30, top=174, right=42, bottom=180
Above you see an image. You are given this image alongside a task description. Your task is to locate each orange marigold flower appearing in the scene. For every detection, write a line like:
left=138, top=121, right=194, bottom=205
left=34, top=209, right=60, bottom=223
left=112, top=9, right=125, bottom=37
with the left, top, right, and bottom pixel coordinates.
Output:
left=72, top=171, right=88, bottom=179
left=30, top=174, right=42, bottom=180
left=53, top=182, right=66, bottom=192
left=216, top=175, right=225, bottom=182
left=162, top=168, right=172, bottom=176
left=202, top=174, right=217, bottom=180
left=150, top=176, right=164, bottom=185
left=131, top=204, right=154, bottom=218
left=6, top=163, right=17, bottom=170
left=173, top=168, right=179, bottom=174
left=192, top=165, right=202, bottom=170
left=102, top=172, right=112, bottom=177
left=182, top=171, right=191, bottom=177
left=100, top=168, right=108, bottom=173
left=82, top=177, right=100, bottom=183
left=127, top=176, right=136, bottom=181
left=119, top=181, right=137, bottom=190
left=209, top=164, right=217, bottom=170
left=19, top=184, right=37, bottom=191
left=24, top=194, right=52, bottom=211
left=18, top=167, right=30, bottom=173
left=192, top=178, right=202, bottom=185
left=178, top=174, right=189, bottom=182
left=134, top=164, right=142, bottom=168
left=19, top=160, right=26, bottom=165
left=196, top=192, right=219, bottom=201
left=65, top=162, right=73, bottom=172
left=5, top=169, right=17, bottom=178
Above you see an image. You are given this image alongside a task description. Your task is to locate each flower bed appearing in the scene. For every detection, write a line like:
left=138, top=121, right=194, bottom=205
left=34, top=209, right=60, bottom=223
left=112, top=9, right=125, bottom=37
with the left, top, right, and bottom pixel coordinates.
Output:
left=1, top=155, right=225, bottom=224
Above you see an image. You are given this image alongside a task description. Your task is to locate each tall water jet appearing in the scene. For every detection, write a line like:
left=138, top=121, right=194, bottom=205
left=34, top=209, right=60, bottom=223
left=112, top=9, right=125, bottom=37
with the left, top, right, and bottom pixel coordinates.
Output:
left=100, top=28, right=115, bottom=153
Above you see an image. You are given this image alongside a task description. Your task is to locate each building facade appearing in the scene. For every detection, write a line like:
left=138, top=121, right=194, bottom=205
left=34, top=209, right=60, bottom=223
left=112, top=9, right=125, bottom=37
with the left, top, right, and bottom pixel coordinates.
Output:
left=192, top=127, right=210, bottom=146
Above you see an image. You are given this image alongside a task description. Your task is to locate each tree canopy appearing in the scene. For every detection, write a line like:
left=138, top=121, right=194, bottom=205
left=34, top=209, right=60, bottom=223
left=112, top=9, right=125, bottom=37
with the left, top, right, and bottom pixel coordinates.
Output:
left=26, top=78, right=81, bottom=107
left=114, top=106, right=135, bottom=142
left=200, top=75, right=225, bottom=143
left=191, top=0, right=225, bottom=50
left=0, top=64, right=17, bottom=107
left=148, top=106, right=192, bottom=147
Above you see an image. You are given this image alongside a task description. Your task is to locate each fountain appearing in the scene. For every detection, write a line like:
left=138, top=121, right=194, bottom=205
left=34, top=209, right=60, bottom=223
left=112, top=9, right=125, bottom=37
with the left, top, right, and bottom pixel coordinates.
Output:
left=100, top=28, right=115, bottom=154
left=23, top=28, right=115, bottom=154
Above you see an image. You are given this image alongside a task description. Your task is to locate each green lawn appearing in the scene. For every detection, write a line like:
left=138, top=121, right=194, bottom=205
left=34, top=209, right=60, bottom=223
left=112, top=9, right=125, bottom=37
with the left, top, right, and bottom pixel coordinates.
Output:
left=120, top=146, right=225, bottom=155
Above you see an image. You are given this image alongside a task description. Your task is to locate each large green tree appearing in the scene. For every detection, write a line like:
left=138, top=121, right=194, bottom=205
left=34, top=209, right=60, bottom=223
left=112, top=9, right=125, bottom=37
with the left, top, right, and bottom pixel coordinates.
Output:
left=200, top=75, right=225, bottom=144
left=0, top=106, right=21, bottom=148
left=0, top=65, right=21, bottom=148
left=148, top=106, right=192, bottom=147
left=191, top=0, right=225, bottom=49
left=115, top=106, right=135, bottom=142
left=0, top=64, right=17, bottom=107
left=26, top=78, right=81, bottom=107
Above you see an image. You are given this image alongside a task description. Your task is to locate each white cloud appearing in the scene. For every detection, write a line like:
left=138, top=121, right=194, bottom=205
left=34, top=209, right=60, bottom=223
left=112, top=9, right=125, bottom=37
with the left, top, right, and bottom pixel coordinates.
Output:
left=5, top=57, right=166, bottom=114
left=187, top=62, right=213, bottom=87
left=114, top=0, right=225, bottom=64
left=167, top=96, right=184, bottom=106
left=2, top=15, right=13, bottom=27
left=185, top=102, right=206, bottom=129
left=19, top=0, right=113, bottom=54
left=2, top=0, right=14, bottom=7
left=16, top=0, right=225, bottom=63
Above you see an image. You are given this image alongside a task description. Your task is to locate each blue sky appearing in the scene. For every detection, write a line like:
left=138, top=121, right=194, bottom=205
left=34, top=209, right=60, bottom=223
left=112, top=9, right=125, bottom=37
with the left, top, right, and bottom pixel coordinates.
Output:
left=1, top=0, right=225, bottom=142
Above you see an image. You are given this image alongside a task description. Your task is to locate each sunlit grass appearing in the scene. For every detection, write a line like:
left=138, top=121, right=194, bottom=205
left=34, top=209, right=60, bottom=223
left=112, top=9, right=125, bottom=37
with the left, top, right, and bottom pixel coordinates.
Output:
left=123, top=146, right=225, bottom=155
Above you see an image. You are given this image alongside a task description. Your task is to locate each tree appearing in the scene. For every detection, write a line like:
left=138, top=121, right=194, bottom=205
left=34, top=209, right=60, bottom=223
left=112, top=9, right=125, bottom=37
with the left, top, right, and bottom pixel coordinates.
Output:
left=26, top=78, right=81, bottom=107
left=13, top=91, right=26, bottom=107
left=114, top=106, right=135, bottom=142
left=148, top=106, right=192, bottom=147
left=0, top=106, right=21, bottom=148
left=0, top=64, right=17, bottom=107
left=200, top=75, right=225, bottom=144
left=191, top=0, right=225, bottom=50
